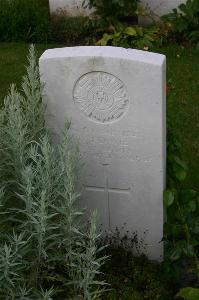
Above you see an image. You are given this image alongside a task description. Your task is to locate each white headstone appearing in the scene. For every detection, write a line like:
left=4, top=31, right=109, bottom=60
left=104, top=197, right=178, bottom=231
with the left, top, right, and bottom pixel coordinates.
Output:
left=39, top=46, right=166, bottom=261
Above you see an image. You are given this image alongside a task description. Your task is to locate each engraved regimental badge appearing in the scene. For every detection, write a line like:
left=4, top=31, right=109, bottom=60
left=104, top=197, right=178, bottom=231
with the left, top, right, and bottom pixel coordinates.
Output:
left=73, top=71, right=129, bottom=123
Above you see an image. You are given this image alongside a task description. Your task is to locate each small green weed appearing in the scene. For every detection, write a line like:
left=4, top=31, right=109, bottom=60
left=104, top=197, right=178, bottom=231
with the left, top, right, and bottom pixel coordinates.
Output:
left=97, top=24, right=158, bottom=49
left=162, top=0, right=199, bottom=46
left=176, top=286, right=199, bottom=300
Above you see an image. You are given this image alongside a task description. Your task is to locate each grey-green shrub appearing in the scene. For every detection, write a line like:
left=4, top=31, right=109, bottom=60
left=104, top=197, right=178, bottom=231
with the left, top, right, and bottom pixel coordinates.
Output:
left=0, top=45, right=107, bottom=299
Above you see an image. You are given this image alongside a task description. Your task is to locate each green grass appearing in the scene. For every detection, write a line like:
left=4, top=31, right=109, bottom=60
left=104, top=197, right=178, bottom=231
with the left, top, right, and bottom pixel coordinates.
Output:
left=0, top=43, right=51, bottom=102
left=0, top=43, right=198, bottom=190
left=156, top=46, right=199, bottom=191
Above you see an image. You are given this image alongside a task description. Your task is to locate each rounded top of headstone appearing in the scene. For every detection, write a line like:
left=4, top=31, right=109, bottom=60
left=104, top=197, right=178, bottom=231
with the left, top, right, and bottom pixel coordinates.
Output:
left=40, top=46, right=166, bottom=67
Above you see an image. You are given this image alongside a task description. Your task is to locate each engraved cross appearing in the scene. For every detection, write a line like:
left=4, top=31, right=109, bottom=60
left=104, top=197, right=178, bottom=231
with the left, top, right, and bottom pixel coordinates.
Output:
left=83, top=165, right=131, bottom=226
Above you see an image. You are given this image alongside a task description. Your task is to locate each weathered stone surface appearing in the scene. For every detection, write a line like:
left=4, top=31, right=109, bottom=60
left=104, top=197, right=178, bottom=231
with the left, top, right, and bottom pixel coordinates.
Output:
left=39, top=46, right=166, bottom=261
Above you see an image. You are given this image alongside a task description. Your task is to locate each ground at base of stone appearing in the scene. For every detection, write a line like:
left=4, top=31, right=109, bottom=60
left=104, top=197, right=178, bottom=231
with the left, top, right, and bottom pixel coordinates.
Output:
left=100, top=245, right=197, bottom=300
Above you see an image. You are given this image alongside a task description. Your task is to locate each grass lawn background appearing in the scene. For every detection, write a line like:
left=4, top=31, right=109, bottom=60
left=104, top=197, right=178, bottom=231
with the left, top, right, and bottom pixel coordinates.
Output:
left=0, top=43, right=198, bottom=191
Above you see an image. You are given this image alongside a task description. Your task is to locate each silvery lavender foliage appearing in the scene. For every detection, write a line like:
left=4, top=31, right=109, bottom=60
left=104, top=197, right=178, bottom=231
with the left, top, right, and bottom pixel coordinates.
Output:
left=0, top=45, right=45, bottom=208
left=0, top=45, right=107, bottom=299
left=70, top=210, right=109, bottom=300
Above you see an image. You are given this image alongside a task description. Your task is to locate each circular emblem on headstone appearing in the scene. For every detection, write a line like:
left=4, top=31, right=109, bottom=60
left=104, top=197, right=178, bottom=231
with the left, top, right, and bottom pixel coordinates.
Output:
left=73, top=71, right=129, bottom=123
